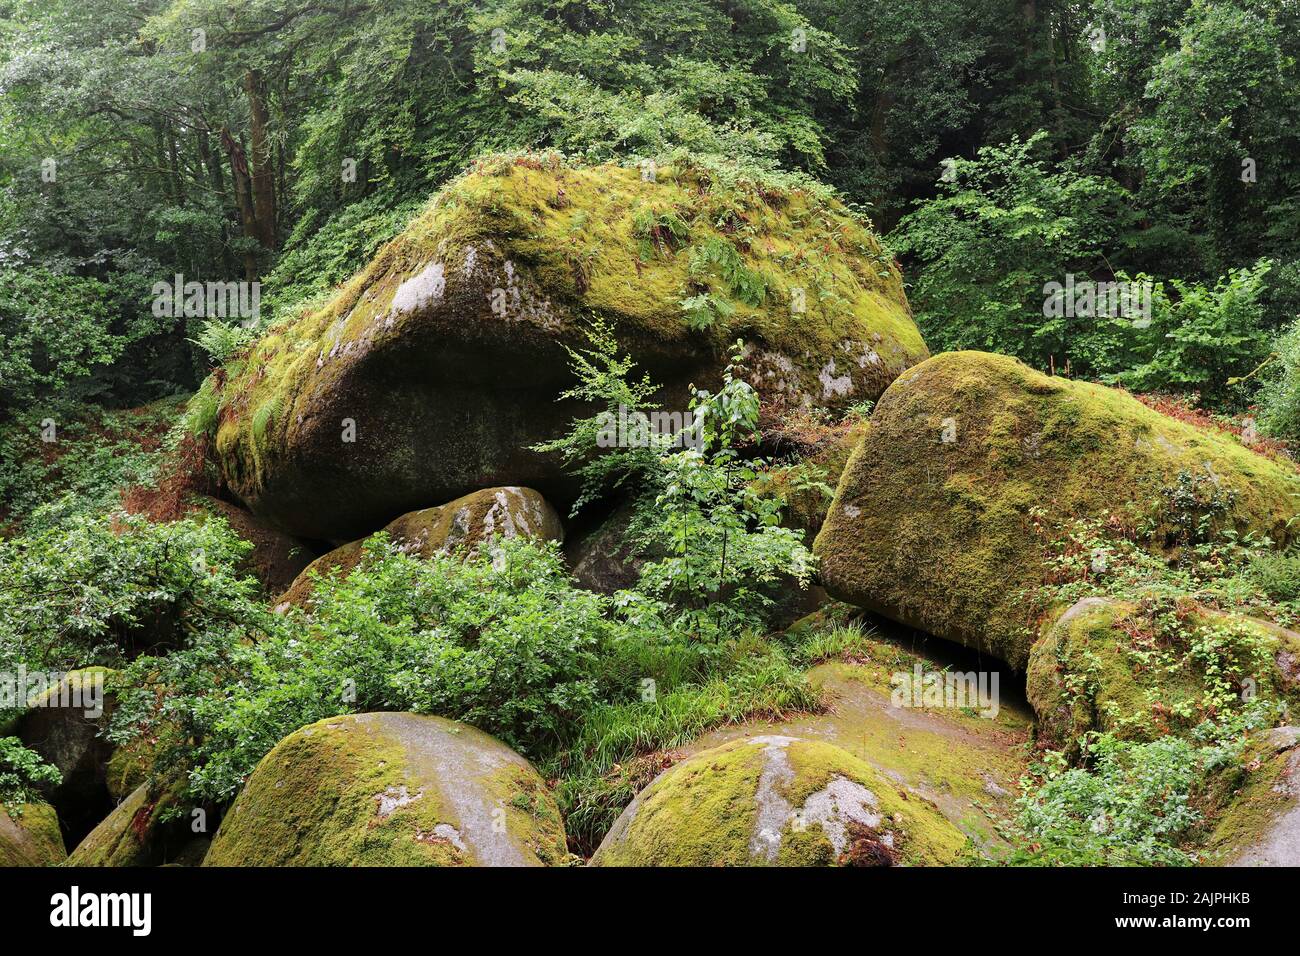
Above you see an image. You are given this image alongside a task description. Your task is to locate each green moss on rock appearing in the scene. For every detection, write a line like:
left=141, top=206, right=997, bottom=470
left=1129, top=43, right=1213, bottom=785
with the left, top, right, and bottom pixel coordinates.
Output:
left=66, top=776, right=193, bottom=867
left=590, top=735, right=965, bottom=866
left=203, top=712, right=568, bottom=866
left=0, top=802, right=66, bottom=866
left=211, top=154, right=927, bottom=540
left=1202, top=726, right=1300, bottom=864
left=275, top=486, right=563, bottom=608
left=16, top=667, right=118, bottom=835
left=1028, top=597, right=1300, bottom=747
left=815, top=351, right=1300, bottom=669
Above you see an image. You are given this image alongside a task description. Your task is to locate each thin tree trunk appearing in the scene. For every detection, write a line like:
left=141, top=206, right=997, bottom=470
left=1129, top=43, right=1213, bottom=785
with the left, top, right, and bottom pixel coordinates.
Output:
left=220, top=124, right=260, bottom=281
left=244, top=69, right=277, bottom=252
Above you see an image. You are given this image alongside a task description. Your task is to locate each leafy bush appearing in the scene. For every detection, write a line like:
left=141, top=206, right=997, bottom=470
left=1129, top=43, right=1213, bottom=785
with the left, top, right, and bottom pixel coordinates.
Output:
left=1010, top=733, right=1206, bottom=866
left=0, top=737, right=62, bottom=812
left=0, top=267, right=124, bottom=411
left=0, top=512, right=261, bottom=682
left=889, top=133, right=1135, bottom=375
left=1107, top=261, right=1273, bottom=406
left=537, top=328, right=816, bottom=641
left=114, top=535, right=627, bottom=802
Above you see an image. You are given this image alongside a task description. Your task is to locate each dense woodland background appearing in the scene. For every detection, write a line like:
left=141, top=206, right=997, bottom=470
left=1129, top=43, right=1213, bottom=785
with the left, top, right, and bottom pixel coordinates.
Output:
left=3, top=0, right=1299, bottom=422
left=3, top=0, right=1300, bottom=869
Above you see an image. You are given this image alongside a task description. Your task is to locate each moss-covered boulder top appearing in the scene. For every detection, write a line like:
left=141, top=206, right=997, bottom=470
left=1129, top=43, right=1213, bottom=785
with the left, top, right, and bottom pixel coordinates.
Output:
left=1028, top=597, right=1300, bottom=748
left=0, top=802, right=65, bottom=867
left=590, top=735, right=965, bottom=866
left=203, top=712, right=567, bottom=866
left=815, top=351, right=1300, bottom=670
left=210, top=154, right=928, bottom=540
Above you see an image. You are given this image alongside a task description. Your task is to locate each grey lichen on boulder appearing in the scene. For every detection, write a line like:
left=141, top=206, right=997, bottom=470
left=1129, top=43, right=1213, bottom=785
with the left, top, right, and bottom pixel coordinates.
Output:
left=590, top=735, right=965, bottom=866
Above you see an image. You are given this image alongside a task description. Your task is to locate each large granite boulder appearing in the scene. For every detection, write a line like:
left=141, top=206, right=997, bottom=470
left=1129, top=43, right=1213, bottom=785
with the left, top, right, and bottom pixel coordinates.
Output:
left=815, top=351, right=1300, bottom=669
left=210, top=154, right=927, bottom=539
left=203, top=713, right=568, bottom=866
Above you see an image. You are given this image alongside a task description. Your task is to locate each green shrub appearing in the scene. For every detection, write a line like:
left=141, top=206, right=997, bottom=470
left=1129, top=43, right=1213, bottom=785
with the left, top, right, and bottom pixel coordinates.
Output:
left=0, top=737, right=62, bottom=812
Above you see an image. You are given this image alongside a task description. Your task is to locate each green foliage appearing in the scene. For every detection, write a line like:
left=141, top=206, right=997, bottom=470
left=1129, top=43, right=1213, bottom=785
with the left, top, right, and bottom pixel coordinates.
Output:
left=1010, top=732, right=1207, bottom=866
left=889, top=134, right=1136, bottom=374
left=0, top=513, right=260, bottom=685
left=0, top=737, right=62, bottom=812
left=0, top=400, right=181, bottom=535
left=0, top=267, right=131, bottom=411
left=553, top=645, right=820, bottom=854
left=189, top=321, right=257, bottom=366
left=114, top=535, right=622, bottom=801
left=687, top=236, right=768, bottom=308
left=1106, top=262, right=1273, bottom=405
left=1256, top=310, right=1300, bottom=440
left=539, top=329, right=816, bottom=642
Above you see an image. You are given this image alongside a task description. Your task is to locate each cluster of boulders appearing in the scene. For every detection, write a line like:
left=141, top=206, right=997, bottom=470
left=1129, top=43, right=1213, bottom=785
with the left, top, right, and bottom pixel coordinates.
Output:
left=7, top=154, right=1299, bottom=867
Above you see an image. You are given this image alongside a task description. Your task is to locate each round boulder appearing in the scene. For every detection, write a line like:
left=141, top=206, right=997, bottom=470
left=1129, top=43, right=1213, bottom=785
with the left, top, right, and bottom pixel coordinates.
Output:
left=815, top=351, right=1300, bottom=669
left=276, top=486, right=563, bottom=607
left=204, top=712, right=568, bottom=866
left=14, top=667, right=117, bottom=838
left=590, top=735, right=965, bottom=866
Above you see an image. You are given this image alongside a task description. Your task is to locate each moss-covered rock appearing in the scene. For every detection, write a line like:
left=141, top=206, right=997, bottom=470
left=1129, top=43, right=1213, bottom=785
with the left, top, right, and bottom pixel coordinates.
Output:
left=0, top=802, right=66, bottom=866
left=211, top=154, right=928, bottom=539
left=590, top=735, right=965, bottom=866
left=66, top=777, right=196, bottom=867
left=15, top=667, right=117, bottom=837
left=1202, top=726, right=1300, bottom=865
left=1028, top=597, right=1300, bottom=747
left=203, top=712, right=568, bottom=866
left=815, top=351, right=1300, bottom=669
left=275, top=486, right=563, bottom=608
left=194, top=496, right=315, bottom=595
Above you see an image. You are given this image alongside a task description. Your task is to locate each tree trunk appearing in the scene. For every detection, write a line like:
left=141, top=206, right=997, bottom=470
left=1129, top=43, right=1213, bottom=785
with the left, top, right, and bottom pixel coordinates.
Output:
left=198, top=129, right=237, bottom=279
left=244, top=69, right=277, bottom=252
left=220, top=124, right=261, bottom=281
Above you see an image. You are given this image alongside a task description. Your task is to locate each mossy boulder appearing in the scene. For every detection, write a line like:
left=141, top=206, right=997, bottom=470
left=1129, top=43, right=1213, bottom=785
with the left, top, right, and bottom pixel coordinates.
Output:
left=1028, top=597, right=1300, bottom=747
left=203, top=712, right=568, bottom=866
left=1206, top=726, right=1300, bottom=866
left=590, top=735, right=965, bottom=866
left=194, top=496, right=314, bottom=595
left=211, top=154, right=928, bottom=540
left=15, top=667, right=118, bottom=837
left=0, top=802, right=66, bottom=866
left=275, top=486, right=563, bottom=608
left=815, top=351, right=1300, bottom=669
left=66, top=777, right=198, bottom=867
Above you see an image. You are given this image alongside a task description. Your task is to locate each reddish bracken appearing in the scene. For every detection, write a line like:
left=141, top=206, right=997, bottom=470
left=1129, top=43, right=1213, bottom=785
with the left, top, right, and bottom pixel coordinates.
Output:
left=1131, top=392, right=1296, bottom=467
